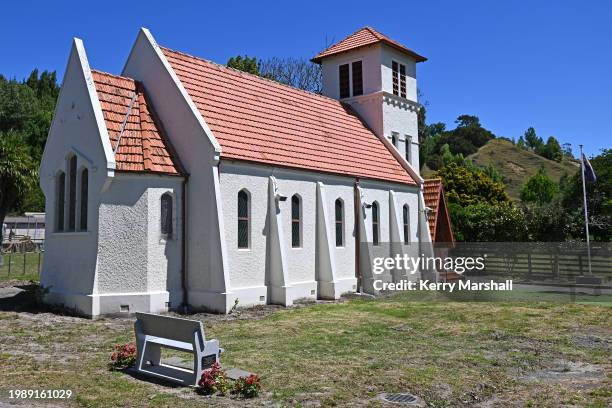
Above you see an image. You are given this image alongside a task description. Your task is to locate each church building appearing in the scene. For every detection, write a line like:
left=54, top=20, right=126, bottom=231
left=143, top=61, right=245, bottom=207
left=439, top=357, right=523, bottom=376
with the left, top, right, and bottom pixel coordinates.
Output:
left=39, top=27, right=438, bottom=316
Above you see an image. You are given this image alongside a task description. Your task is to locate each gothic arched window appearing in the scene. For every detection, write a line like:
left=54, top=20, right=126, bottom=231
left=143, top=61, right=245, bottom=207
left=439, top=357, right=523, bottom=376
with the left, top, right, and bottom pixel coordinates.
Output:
left=403, top=204, right=410, bottom=244
left=161, top=193, right=173, bottom=239
left=291, top=194, right=302, bottom=248
left=68, top=155, right=77, bottom=231
left=237, top=190, right=250, bottom=249
left=79, top=168, right=88, bottom=231
left=372, top=201, right=380, bottom=246
left=335, top=199, right=344, bottom=247
left=56, top=171, right=65, bottom=232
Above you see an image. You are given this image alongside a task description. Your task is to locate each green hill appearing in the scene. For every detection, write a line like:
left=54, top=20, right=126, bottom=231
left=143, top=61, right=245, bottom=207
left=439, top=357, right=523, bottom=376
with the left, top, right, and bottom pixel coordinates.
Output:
left=467, top=139, right=579, bottom=201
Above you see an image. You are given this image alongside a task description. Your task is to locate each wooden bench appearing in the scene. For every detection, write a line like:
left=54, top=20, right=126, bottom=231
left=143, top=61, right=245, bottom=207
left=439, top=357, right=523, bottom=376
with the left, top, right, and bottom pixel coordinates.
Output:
left=134, top=312, right=222, bottom=386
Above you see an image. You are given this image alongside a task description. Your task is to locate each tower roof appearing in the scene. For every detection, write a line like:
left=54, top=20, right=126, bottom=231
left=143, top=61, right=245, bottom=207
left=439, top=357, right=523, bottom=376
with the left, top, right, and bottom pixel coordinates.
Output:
left=311, top=26, right=427, bottom=64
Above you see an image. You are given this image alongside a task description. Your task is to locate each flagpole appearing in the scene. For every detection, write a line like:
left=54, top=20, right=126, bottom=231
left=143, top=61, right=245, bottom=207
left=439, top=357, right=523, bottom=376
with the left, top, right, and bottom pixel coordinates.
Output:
left=579, top=144, right=592, bottom=276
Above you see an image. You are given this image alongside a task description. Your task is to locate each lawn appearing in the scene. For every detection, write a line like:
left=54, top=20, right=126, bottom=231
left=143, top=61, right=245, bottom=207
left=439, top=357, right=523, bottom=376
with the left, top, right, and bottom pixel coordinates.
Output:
left=0, top=289, right=610, bottom=407
left=0, top=252, right=43, bottom=282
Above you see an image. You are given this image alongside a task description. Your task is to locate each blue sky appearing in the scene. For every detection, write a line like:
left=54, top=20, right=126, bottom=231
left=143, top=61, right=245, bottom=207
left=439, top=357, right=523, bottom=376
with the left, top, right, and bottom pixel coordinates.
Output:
left=3, top=0, right=610, bottom=156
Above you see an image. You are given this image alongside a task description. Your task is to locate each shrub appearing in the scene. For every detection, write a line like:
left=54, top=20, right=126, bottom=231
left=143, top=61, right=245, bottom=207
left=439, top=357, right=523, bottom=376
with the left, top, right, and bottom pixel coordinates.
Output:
left=196, top=362, right=230, bottom=395
left=109, top=343, right=136, bottom=369
left=233, top=374, right=261, bottom=398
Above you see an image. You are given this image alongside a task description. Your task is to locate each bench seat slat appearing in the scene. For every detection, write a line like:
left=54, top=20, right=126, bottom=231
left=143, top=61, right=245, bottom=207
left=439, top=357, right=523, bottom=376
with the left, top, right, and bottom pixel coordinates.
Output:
left=145, top=335, right=193, bottom=351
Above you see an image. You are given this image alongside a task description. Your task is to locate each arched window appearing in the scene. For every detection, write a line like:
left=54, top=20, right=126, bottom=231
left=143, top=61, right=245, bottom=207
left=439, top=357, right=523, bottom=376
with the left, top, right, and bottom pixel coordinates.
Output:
left=335, top=199, right=344, bottom=247
left=372, top=201, right=379, bottom=246
left=291, top=194, right=301, bottom=248
left=79, top=168, right=88, bottom=231
left=237, top=190, right=249, bottom=249
left=403, top=204, right=410, bottom=244
left=68, top=155, right=77, bottom=231
left=56, top=172, right=65, bottom=232
left=161, top=193, right=173, bottom=239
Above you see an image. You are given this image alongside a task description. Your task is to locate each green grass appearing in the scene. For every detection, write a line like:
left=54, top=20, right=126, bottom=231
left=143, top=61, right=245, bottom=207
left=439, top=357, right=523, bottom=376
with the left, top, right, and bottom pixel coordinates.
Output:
left=0, top=252, right=42, bottom=282
left=468, top=139, right=579, bottom=201
left=0, top=292, right=610, bottom=407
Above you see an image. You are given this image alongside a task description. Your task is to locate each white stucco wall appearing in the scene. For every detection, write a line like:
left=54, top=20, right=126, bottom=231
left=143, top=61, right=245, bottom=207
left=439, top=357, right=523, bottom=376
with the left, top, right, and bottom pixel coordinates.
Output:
left=39, top=39, right=114, bottom=307
left=321, top=44, right=382, bottom=100
left=122, top=29, right=231, bottom=313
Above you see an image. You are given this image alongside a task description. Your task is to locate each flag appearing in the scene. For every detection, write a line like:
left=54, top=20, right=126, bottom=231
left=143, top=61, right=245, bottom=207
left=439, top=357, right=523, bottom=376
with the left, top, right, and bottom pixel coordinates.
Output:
left=582, top=153, right=597, bottom=182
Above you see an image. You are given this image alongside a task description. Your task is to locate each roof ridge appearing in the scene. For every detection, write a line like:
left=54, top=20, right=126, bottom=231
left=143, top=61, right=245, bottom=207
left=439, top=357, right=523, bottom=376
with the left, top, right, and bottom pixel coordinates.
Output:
left=90, top=69, right=135, bottom=82
left=160, top=46, right=345, bottom=105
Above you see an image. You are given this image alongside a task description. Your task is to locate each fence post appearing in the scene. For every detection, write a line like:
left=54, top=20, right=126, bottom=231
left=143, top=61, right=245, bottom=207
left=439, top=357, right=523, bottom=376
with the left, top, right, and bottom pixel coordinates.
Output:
left=578, top=254, right=584, bottom=276
left=7, top=252, right=11, bottom=278
left=23, top=253, right=26, bottom=275
left=38, top=252, right=41, bottom=276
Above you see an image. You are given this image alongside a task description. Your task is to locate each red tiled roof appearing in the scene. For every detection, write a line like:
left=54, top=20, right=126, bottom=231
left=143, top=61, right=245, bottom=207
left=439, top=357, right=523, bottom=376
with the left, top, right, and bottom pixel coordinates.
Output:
left=311, top=26, right=427, bottom=63
left=161, top=47, right=415, bottom=185
left=424, top=178, right=442, bottom=240
left=423, top=179, right=454, bottom=242
left=91, top=70, right=181, bottom=175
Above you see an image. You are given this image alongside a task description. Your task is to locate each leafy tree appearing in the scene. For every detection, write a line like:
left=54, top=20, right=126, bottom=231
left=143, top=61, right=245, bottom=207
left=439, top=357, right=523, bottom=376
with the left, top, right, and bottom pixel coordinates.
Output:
left=517, top=136, right=526, bottom=148
left=524, top=127, right=543, bottom=150
left=520, top=168, right=559, bottom=204
left=562, top=143, right=574, bottom=159
left=226, top=55, right=260, bottom=75
left=455, top=114, right=480, bottom=128
left=0, top=132, right=38, bottom=245
left=535, top=136, right=563, bottom=162
left=448, top=202, right=527, bottom=242
left=437, top=162, right=509, bottom=206
left=522, top=199, right=574, bottom=241
left=561, top=149, right=611, bottom=241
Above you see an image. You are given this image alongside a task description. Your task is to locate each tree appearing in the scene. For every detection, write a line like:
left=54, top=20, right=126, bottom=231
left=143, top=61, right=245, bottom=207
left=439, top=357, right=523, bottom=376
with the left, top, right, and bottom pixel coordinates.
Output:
left=517, top=136, right=526, bottom=148
left=227, top=55, right=322, bottom=94
left=436, top=162, right=509, bottom=207
left=258, top=57, right=322, bottom=94
left=537, top=136, right=563, bottom=162
left=561, top=149, right=611, bottom=241
left=562, top=143, right=574, bottom=159
left=520, top=168, right=559, bottom=204
left=524, top=127, right=543, bottom=150
left=226, top=55, right=260, bottom=75
left=0, top=132, right=38, bottom=246
left=448, top=202, right=527, bottom=242
left=455, top=114, right=480, bottom=128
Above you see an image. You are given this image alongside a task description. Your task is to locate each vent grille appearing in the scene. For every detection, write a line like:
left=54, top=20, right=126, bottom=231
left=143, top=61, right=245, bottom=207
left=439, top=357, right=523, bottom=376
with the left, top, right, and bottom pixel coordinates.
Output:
left=381, top=393, right=418, bottom=405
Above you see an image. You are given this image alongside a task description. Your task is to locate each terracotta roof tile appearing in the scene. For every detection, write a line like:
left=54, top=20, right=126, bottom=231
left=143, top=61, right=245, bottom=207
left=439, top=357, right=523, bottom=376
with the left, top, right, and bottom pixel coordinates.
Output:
left=312, top=26, right=426, bottom=63
left=161, top=47, right=415, bottom=185
left=91, top=70, right=182, bottom=175
left=424, top=178, right=442, bottom=240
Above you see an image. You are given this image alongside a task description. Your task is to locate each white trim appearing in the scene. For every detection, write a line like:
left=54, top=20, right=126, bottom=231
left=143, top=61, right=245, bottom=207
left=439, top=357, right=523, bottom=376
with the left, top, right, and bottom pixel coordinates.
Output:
left=72, top=38, right=116, bottom=175
left=123, top=28, right=222, bottom=156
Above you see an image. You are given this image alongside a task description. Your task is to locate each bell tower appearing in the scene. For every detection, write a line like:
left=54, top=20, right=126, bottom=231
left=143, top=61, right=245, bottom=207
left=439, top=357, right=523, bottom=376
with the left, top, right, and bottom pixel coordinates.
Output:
left=312, top=27, right=426, bottom=172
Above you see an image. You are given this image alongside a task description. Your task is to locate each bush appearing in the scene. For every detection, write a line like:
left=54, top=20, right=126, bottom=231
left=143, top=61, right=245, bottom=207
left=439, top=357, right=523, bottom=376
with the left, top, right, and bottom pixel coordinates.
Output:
left=196, top=362, right=230, bottom=396
left=233, top=374, right=261, bottom=398
left=109, top=343, right=136, bottom=369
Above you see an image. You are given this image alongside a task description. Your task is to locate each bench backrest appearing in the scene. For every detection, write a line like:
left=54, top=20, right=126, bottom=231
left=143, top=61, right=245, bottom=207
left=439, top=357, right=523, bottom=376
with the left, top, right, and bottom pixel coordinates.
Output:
left=135, top=312, right=204, bottom=344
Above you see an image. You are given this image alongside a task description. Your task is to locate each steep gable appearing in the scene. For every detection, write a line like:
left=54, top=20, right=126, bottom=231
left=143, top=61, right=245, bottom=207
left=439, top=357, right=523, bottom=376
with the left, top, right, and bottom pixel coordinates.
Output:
left=91, top=70, right=182, bottom=175
left=161, top=47, right=416, bottom=185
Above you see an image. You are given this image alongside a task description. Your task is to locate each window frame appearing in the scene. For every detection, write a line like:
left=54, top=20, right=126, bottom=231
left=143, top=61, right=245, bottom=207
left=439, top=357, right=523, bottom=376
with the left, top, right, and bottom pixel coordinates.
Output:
left=291, top=194, right=302, bottom=248
left=334, top=198, right=344, bottom=247
left=79, top=168, right=89, bottom=231
left=160, top=192, right=174, bottom=240
left=338, top=58, right=364, bottom=99
left=67, top=155, right=77, bottom=231
left=403, top=204, right=410, bottom=244
left=56, top=171, right=65, bottom=232
left=392, top=60, right=407, bottom=98
left=237, top=189, right=250, bottom=249
left=405, top=135, right=412, bottom=163
left=372, top=201, right=380, bottom=246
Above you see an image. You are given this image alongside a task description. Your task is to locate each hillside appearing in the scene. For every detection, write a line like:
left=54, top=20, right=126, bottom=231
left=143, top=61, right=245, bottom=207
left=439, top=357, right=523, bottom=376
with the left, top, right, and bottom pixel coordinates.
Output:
left=468, top=139, right=579, bottom=201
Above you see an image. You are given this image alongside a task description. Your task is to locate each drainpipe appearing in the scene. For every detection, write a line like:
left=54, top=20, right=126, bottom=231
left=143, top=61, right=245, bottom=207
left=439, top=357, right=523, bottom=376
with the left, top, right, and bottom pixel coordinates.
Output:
left=180, top=174, right=190, bottom=313
left=353, top=179, right=362, bottom=293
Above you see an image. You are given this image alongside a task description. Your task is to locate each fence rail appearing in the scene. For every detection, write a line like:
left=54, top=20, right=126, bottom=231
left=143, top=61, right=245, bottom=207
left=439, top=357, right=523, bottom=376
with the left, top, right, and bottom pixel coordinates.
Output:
left=0, top=251, right=43, bottom=282
left=450, top=243, right=612, bottom=283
